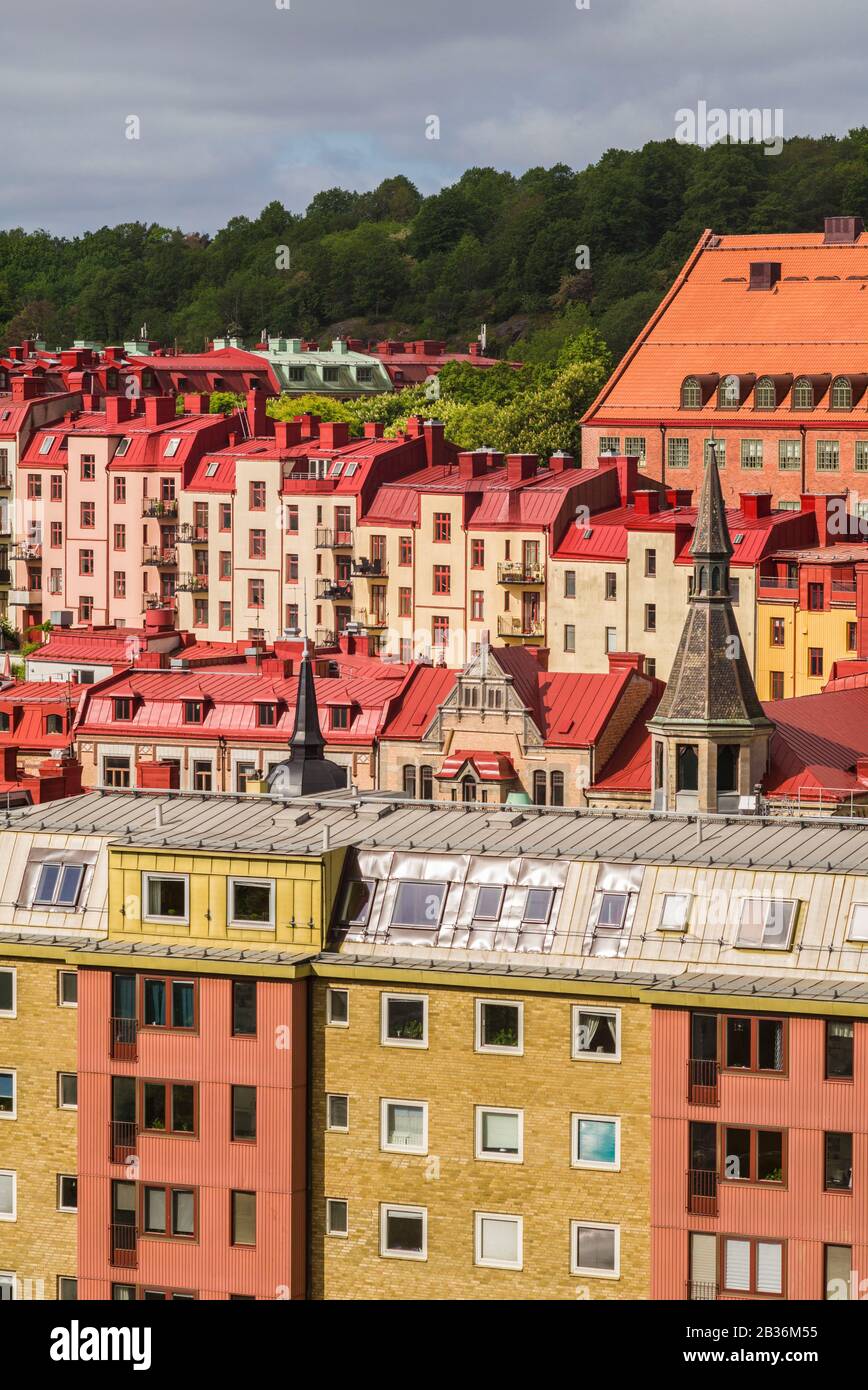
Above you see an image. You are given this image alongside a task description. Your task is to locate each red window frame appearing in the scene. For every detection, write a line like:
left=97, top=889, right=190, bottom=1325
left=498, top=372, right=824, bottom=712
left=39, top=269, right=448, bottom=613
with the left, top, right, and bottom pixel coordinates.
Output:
left=249, top=481, right=266, bottom=511
left=80, top=501, right=95, bottom=529
left=114, top=476, right=126, bottom=503
left=471, top=539, right=485, bottom=569
left=219, top=601, right=231, bottom=630
left=433, top=564, right=451, bottom=595
left=723, top=1014, right=787, bottom=1075
left=140, top=1183, right=198, bottom=1241
left=399, top=536, right=412, bottom=566
left=219, top=503, right=232, bottom=532
left=27, top=474, right=42, bottom=500
left=113, top=523, right=126, bottom=551
left=398, top=587, right=411, bottom=617
left=719, top=1235, right=786, bottom=1299
left=50, top=474, right=63, bottom=501
left=720, top=1125, right=787, bottom=1186
left=433, top=511, right=451, bottom=543
left=138, top=974, right=198, bottom=1033
left=50, top=521, right=62, bottom=548
left=79, top=549, right=94, bottom=576
left=138, top=1079, right=199, bottom=1138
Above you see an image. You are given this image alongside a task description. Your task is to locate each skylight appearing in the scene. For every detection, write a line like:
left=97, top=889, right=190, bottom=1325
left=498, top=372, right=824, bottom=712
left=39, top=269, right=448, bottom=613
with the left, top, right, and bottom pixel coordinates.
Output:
left=39, top=435, right=55, bottom=454
left=205, top=461, right=219, bottom=477
left=164, top=437, right=182, bottom=458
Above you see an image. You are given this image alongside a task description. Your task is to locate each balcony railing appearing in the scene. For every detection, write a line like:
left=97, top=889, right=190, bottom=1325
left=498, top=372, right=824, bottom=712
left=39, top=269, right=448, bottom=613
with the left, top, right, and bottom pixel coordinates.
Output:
left=349, top=609, right=388, bottom=631
left=10, top=543, right=42, bottom=560
left=350, top=557, right=387, bottom=578
left=686, top=1281, right=719, bottom=1301
left=687, top=1058, right=719, bottom=1105
left=175, top=572, right=209, bottom=592
left=315, top=527, right=353, bottom=549
left=832, top=580, right=858, bottom=593
left=497, top=561, right=546, bottom=585
left=315, top=627, right=338, bottom=647
left=109, top=1223, right=138, bottom=1269
left=177, top=522, right=209, bottom=543
left=109, top=1016, right=138, bottom=1061
left=142, top=498, right=178, bottom=519
left=143, top=594, right=176, bottom=611
left=8, top=589, right=40, bottom=606
left=142, top=545, right=178, bottom=567
left=109, top=1120, right=138, bottom=1164
left=758, top=575, right=798, bottom=590
left=687, top=1168, right=719, bottom=1217
left=497, top=614, right=544, bottom=639
left=316, top=578, right=353, bottom=601
left=0, top=473, right=11, bottom=490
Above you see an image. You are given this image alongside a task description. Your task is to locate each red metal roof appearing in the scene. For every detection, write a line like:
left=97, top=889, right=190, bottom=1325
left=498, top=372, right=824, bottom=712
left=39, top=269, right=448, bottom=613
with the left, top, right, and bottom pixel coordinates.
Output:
left=763, top=688, right=868, bottom=799
left=591, top=682, right=665, bottom=791
left=435, top=749, right=516, bottom=781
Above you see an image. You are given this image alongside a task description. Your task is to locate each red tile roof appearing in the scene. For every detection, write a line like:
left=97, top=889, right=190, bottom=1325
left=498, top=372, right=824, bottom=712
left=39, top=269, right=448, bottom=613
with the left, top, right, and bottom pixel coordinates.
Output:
left=590, top=682, right=665, bottom=792
left=553, top=500, right=816, bottom=564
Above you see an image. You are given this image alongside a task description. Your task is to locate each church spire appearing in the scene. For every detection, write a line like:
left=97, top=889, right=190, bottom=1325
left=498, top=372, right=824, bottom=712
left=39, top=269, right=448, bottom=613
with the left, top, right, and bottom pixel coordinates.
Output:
left=266, top=640, right=347, bottom=798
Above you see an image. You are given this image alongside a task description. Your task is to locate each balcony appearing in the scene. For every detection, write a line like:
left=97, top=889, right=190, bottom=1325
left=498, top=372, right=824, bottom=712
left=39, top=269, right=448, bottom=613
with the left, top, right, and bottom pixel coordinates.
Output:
left=349, top=609, right=388, bottom=632
left=316, top=578, right=353, bottom=601
left=110, top=1016, right=138, bottom=1061
left=0, top=517, right=11, bottom=538
left=142, top=498, right=178, bottom=519
left=350, top=557, right=387, bottom=579
left=757, top=574, right=798, bottom=594
left=8, top=589, right=41, bottom=606
left=177, top=522, right=209, bottom=543
left=497, top=561, right=546, bottom=585
left=109, top=1223, right=138, bottom=1269
left=687, top=1168, right=719, bottom=1217
left=687, top=1058, right=719, bottom=1105
left=315, top=527, right=353, bottom=549
left=0, top=473, right=11, bottom=490
left=143, top=593, right=176, bottom=611
left=175, top=572, right=209, bottom=592
left=315, top=627, right=338, bottom=648
left=109, top=1120, right=138, bottom=1164
left=497, top=613, right=545, bottom=640
left=142, top=545, right=178, bottom=567
left=832, top=580, right=857, bottom=594
left=686, top=1281, right=719, bottom=1301
left=10, top=543, right=42, bottom=561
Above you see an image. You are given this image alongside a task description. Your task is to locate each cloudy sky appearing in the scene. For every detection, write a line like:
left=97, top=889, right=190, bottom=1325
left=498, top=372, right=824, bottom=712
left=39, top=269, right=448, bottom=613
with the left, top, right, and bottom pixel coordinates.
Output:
left=3, top=0, right=867, bottom=235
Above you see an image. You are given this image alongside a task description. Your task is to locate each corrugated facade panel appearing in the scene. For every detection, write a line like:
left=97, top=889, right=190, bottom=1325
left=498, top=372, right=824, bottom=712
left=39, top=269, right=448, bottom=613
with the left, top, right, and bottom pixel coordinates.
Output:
left=79, top=967, right=307, bottom=1299
left=652, top=1005, right=868, bottom=1299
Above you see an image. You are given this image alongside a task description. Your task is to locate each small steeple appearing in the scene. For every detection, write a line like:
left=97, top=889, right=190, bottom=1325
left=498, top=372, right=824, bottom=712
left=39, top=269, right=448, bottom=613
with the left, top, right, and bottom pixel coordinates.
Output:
left=266, top=640, right=347, bottom=798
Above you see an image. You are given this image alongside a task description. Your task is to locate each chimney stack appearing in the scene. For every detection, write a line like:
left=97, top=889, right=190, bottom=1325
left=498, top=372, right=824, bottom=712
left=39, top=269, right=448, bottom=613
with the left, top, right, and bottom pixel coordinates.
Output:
left=144, top=395, right=176, bottom=427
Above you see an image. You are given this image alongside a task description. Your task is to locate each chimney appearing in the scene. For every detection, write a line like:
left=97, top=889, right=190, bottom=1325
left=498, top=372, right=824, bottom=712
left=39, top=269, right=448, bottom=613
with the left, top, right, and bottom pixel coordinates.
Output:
left=143, top=607, right=175, bottom=634
left=1, top=747, right=19, bottom=781
left=319, top=421, right=350, bottom=449
left=633, top=489, right=660, bottom=515
left=548, top=451, right=574, bottom=473
left=749, top=261, right=781, bottom=291
left=137, top=759, right=181, bottom=790
left=824, top=216, right=864, bottom=244
left=405, top=416, right=425, bottom=438
left=468, top=342, right=482, bottom=357
left=104, top=395, right=135, bottom=426
left=800, top=493, right=846, bottom=548
left=739, top=492, right=772, bottom=520
left=296, top=412, right=320, bottom=439
left=458, top=450, right=488, bottom=480
left=615, top=454, right=640, bottom=506
left=144, top=395, right=176, bottom=427
left=274, top=420, right=302, bottom=449
left=607, top=651, right=645, bottom=676
left=665, top=487, right=693, bottom=508
left=364, top=421, right=384, bottom=439
left=184, top=393, right=211, bottom=415
left=423, top=419, right=446, bottom=468
left=505, top=453, right=538, bottom=483
left=10, top=377, right=44, bottom=401
left=245, top=389, right=268, bottom=437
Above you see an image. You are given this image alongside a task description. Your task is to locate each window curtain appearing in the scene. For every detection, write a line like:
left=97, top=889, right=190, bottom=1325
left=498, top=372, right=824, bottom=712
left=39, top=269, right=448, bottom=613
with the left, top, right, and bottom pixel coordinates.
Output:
left=172, top=983, right=194, bottom=1029
left=389, top=1104, right=423, bottom=1145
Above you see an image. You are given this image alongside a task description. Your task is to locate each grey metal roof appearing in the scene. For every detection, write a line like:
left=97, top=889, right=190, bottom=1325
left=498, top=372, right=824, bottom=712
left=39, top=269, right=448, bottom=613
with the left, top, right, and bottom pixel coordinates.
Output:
left=7, top=788, right=868, bottom=875
left=0, top=928, right=316, bottom=967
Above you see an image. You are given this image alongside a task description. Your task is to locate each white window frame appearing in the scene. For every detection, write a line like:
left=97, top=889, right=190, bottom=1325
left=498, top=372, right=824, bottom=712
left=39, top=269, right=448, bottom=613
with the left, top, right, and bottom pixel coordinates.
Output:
left=380, top=993, right=428, bottom=1049
left=0, top=1171, right=15, bottom=1222
left=571, top=1113, right=621, bottom=1171
left=0, top=1271, right=15, bottom=1299
left=227, top=876, right=275, bottom=930
left=0, top=1069, right=16, bottom=1121
left=474, top=1105, right=523, bottom=1164
left=326, top=1094, right=349, bottom=1133
left=380, top=1098, right=428, bottom=1155
left=0, top=968, right=15, bottom=1019
left=474, top=1211, right=523, bottom=1271
left=658, top=892, right=692, bottom=932
left=847, top=904, right=868, bottom=943
left=570, top=1220, right=621, bottom=1279
left=57, top=971, right=77, bottom=1008
left=326, top=987, right=349, bottom=1027
left=571, top=1005, right=621, bottom=1063
left=325, top=1198, right=348, bottom=1238
left=57, top=1276, right=78, bottom=1300
left=31, top=860, right=86, bottom=909
left=142, top=872, right=190, bottom=925
left=475, top=998, right=524, bottom=1055
left=57, top=1174, right=77, bottom=1213
left=735, top=897, right=797, bottom=950
left=57, top=1073, right=77, bottom=1110
left=379, top=1203, right=427, bottom=1261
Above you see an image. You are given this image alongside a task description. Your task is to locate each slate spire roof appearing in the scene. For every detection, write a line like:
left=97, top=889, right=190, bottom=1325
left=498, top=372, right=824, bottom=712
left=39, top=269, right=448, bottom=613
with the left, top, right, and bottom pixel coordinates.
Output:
left=267, top=642, right=347, bottom=797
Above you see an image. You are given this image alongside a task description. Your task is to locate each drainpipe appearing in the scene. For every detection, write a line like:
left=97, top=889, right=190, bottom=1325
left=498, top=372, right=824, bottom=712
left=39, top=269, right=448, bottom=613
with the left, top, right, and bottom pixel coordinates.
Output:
left=659, top=425, right=666, bottom=488
left=800, top=424, right=806, bottom=495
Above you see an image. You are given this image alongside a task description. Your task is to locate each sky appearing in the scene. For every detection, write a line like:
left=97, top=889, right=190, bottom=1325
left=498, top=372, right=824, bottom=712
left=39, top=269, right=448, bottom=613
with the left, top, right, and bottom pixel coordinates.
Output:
left=2, top=0, right=868, bottom=236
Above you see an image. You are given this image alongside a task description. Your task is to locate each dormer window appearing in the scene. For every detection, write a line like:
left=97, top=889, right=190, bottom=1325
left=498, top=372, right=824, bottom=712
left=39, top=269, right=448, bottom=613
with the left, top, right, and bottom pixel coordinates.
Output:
left=485, top=686, right=503, bottom=710
left=44, top=714, right=64, bottom=735
left=792, top=377, right=813, bottom=409
left=113, top=697, right=133, bottom=720
left=183, top=700, right=204, bottom=724
left=331, top=705, right=351, bottom=730
left=831, top=376, right=853, bottom=409
left=114, top=437, right=131, bottom=457
left=256, top=703, right=276, bottom=727
left=39, top=435, right=56, bottom=454
left=164, top=437, right=181, bottom=458
left=0, top=712, right=10, bottom=732
left=718, top=375, right=740, bottom=409
left=681, top=378, right=702, bottom=409
left=754, top=377, right=776, bottom=409
left=205, top=461, right=219, bottom=477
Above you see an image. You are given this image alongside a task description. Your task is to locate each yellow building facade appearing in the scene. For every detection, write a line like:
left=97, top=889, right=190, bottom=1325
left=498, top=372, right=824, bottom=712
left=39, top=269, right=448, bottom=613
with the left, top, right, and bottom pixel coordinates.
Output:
left=755, top=599, right=858, bottom=700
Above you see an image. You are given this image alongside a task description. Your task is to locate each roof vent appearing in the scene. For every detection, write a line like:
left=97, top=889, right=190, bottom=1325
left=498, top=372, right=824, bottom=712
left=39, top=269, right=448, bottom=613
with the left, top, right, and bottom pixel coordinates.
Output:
left=748, top=262, right=781, bottom=291
left=824, top=216, right=864, bottom=244
left=169, top=658, right=190, bottom=670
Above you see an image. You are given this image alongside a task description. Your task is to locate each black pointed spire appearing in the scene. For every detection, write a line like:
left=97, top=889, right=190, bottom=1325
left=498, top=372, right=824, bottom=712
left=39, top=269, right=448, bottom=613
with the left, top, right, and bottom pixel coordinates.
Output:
left=289, top=640, right=326, bottom=759
left=266, top=640, right=347, bottom=798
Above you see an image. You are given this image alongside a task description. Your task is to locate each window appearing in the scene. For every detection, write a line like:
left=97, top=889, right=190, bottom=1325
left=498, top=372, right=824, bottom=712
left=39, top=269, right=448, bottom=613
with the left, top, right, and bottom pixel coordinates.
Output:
left=724, top=1015, right=785, bottom=1072
left=433, top=512, right=450, bottom=543
left=219, top=503, right=232, bottom=531
left=249, top=528, right=266, bottom=559
left=142, top=1081, right=196, bottom=1135
left=605, top=626, right=617, bottom=652
left=770, top=616, right=785, bottom=646
left=644, top=603, right=656, bottom=631
left=856, top=442, right=868, bottom=472
left=381, top=994, right=428, bottom=1048
left=532, top=770, right=546, bottom=806
left=735, top=897, right=797, bottom=950
left=80, top=456, right=96, bottom=481
left=604, top=571, right=616, bottom=599
left=144, top=1185, right=196, bottom=1238
left=50, top=521, right=63, bottom=547
left=0, top=1273, right=14, bottom=1300
left=114, top=476, right=126, bottom=502
left=599, top=436, right=620, bottom=453
left=475, top=1212, right=523, bottom=1270
left=183, top=700, right=204, bottom=725
left=475, top=1106, right=522, bottom=1163
left=645, top=548, right=657, bottom=578
left=58, top=971, right=78, bottom=1007
left=232, top=980, right=256, bottom=1037
left=380, top=1204, right=426, bottom=1260
left=381, top=1100, right=428, bottom=1154
left=248, top=579, right=264, bottom=608
left=667, top=438, right=689, bottom=469
left=327, top=1094, right=349, bottom=1131
left=718, top=375, right=740, bottom=408
left=807, top=581, right=824, bottom=611
left=470, top=589, right=484, bottom=620
left=573, top=1006, right=620, bottom=1061
left=468, top=538, right=485, bottom=570
left=476, top=999, right=523, bottom=1054
left=103, top=755, right=130, bottom=789
left=391, top=880, right=446, bottom=928
left=659, top=892, right=691, bottom=931
left=740, top=439, right=762, bottom=469
left=113, top=571, right=126, bottom=599
left=809, top=647, right=823, bottom=678
left=816, top=439, right=840, bottom=471
left=144, top=874, right=189, bottom=923
left=58, top=1073, right=77, bottom=1110
left=79, top=548, right=94, bottom=576
left=432, top=564, right=451, bottom=595
left=231, top=1191, right=256, bottom=1246
left=571, top=1222, right=620, bottom=1279
left=327, top=987, right=349, bottom=1025
left=769, top=670, right=784, bottom=700
left=825, top=1132, right=852, bottom=1191
left=57, top=1277, right=77, bottom=1300
left=326, top=1199, right=348, bottom=1237
left=703, top=437, right=725, bottom=468
left=219, top=601, right=231, bottom=630
left=722, top=1126, right=785, bottom=1183
left=0, top=1172, right=16, bottom=1221
left=58, top=1175, right=78, bottom=1212
left=141, top=977, right=196, bottom=1030
left=33, top=861, right=85, bottom=908
left=847, top=621, right=857, bottom=652
left=778, top=439, right=801, bottom=470
left=681, top=379, right=702, bottom=409
left=826, top=1245, right=852, bottom=1300
left=550, top=770, right=564, bottom=806
left=80, top=501, right=95, bottom=528
left=50, top=473, right=63, bottom=500
left=572, top=1115, right=620, bottom=1170
left=0, top=1071, right=15, bottom=1119
left=754, top=377, right=776, bottom=409
left=228, top=878, right=274, bottom=928
left=29, top=469, right=45, bottom=490
left=231, top=1085, right=256, bottom=1142
left=330, top=704, right=351, bottom=730
left=564, top=624, right=576, bottom=653
left=722, top=1237, right=783, bottom=1296
left=792, top=377, right=813, bottom=409
left=523, top=888, right=552, bottom=925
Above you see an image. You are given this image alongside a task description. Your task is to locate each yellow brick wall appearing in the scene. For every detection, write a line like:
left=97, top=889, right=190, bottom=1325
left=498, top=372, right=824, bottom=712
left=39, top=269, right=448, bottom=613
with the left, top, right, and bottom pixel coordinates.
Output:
left=0, top=954, right=77, bottom=1300
left=310, top=977, right=651, bottom=1300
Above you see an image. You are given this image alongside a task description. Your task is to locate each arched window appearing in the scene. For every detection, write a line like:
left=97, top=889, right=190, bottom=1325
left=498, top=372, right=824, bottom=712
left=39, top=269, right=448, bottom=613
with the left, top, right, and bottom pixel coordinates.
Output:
left=681, top=377, right=702, bottom=409
left=402, top=765, right=416, bottom=798
left=461, top=775, right=477, bottom=803
left=676, top=743, right=699, bottom=793
left=699, top=566, right=708, bottom=594
left=711, top=566, right=720, bottom=592
left=717, top=744, right=739, bottom=793
left=793, top=377, right=813, bottom=409
left=532, top=770, right=547, bottom=806
left=754, top=377, right=776, bottom=409
left=831, top=376, right=853, bottom=409
left=420, top=765, right=433, bottom=800
left=718, top=375, right=740, bottom=408
left=550, top=771, right=565, bottom=806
